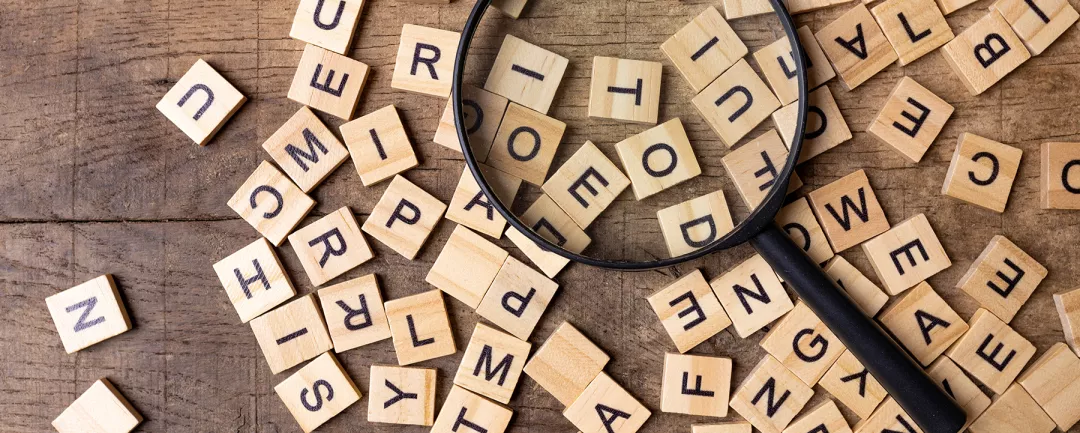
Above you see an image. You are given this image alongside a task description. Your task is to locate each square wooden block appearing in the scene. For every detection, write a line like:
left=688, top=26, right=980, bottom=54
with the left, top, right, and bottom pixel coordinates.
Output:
left=426, top=225, right=509, bottom=309
left=775, top=197, right=835, bottom=265
left=251, top=294, right=333, bottom=374
left=773, top=86, right=852, bottom=164
left=46, top=275, right=132, bottom=354
left=968, top=384, right=1056, bottom=433
left=588, top=57, right=662, bottom=124
left=367, top=364, right=437, bottom=426
left=274, top=352, right=361, bottom=433
left=710, top=254, right=794, bottom=338
left=753, top=26, right=836, bottom=105
left=317, top=274, right=391, bottom=353
left=991, top=0, right=1079, bottom=55
left=52, top=379, right=142, bottom=433
left=615, top=118, right=702, bottom=199
left=946, top=308, right=1036, bottom=394
left=936, top=0, right=979, bottom=14
left=787, top=0, right=851, bottom=14
left=432, top=386, right=514, bottom=433
left=866, top=76, right=954, bottom=163
left=941, top=11, right=1031, bottom=95
left=213, top=238, right=296, bottom=323
left=454, top=323, right=532, bottom=404
left=520, top=194, right=592, bottom=254
left=491, top=0, right=527, bottom=18
left=647, top=269, right=731, bottom=353
left=1040, top=142, right=1080, bottom=209
left=340, top=105, right=418, bottom=186
left=289, top=206, right=374, bottom=287
left=289, top=0, right=365, bottom=55
left=853, top=397, right=920, bottom=433
left=523, top=322, right=609, bottom=406
left=484, top=35, right=569, bottom=114
left=815, top=4, right=898, bottom=90
left=661, top=353, right=732, bottom=417
left=926, top=356, right=991, bottom=429
left=486, top=103, right=567, bottom=186
left=823, top=256, right=889, bottom=317
left=1017, top=342, right=1080, bottom=430
left=385, top=289, right=456, bottom=365
left=361, top=175, right=447, bottom=259
left=227, top=160, right=315, bottom=246
left=657, top=190, right=735, bottom=257
left=761, top=302, right=847, bottom=386
left=564, top=372, right=652, bottom=433
left=723, top=0, right=772, bottom=18
left=504, top=226, right=575, bottom=278
left=808, top=169, right=890, bottom=252
left=862, top=213, right=951, bottom=295
left=1056, top=288, right=1080, bottom=356
left=433, top=85, right=510, bottom=160
left=871, top=0, right=953, bottom=65
left=476, top=256, right=559, bottom=340
left=819, top=350, right=888, bottom=419
left=782, top=400, right=851, bottom=433
left=956, top=236, right=1047, bottom=323
left=261, top=106, right=349, bottom=193
left=289, top=44, right=370, bottom=120
left=878, top=281, right=968, bottom=366
left=721, top=129, right=802, bottom=208
left=729, top=354, right=815, bottom=433
left=542, top=141, right=631, bottom=228
left=693, top=422, right=752, bottom=433
left=661, top=6, right=747, bottom=92
left=391, top=24, right=460, bottom=97
left=156, top=59, right=246, bottom=146
left=942, top=133, right=1023, bottom=213
left=447, top=165, right=523, bottom=238
left=692, top=59, right=781, bottom=147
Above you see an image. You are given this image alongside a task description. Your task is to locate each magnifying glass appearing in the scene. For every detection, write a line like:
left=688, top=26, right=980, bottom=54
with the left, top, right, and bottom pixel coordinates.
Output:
left=451, top=1, right=966, bottom=432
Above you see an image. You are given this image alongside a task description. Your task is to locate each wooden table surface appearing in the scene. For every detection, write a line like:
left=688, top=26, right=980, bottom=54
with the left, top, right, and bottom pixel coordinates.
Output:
left=3, top=0, right=1080, bottom=432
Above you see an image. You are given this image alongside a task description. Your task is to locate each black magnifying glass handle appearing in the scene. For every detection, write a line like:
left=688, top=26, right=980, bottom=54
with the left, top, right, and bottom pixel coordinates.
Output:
left=750, top=223, right=966, bottom=433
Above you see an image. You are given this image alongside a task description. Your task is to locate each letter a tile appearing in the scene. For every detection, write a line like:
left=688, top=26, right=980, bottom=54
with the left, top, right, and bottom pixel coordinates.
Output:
left=228, top=161, right=316, bottom=246
left=367, top=364, right=437, bottom=426
left=878, top=282, right=968, bottom=366
left=289, top=44, right=370, bottom=120
left=862, top=213, right=950, bottom=295
left=289, top=206, right=374, bottom=287
left=156, top=59, right=246, bottom=146
left=317, top=274, right=391, bottom=353
left=46, top=275, right=132, bottom=354
left=564, top=372, right=652, bottom=433
left=661, top=353, right=732, bottom=417
left=391, top=24, right=461, bottom=97
left=446, top=165, right=523, bottom=238
left=453, top=323, right=532, bottom=404
left=657, top=190, right=735, bottom=257
left=710, top=254, right=794, bottom=338
left=729, top=354, right=815, bottom=433
left=815, top=4, right=898, bottom=90
left=361, top=175, right=447, bottom=259
left=615, top=118, right=702, bottom=200
left=274, top=352, right=361, bottom=433
left=941, top=11, right=1030, bottom=95
left=542, top=141, right=631, bottom=228
left=647, top=269, right=732, bottom=353
left=385, top=290, right=456, bottom=365
left=250, top=294, right=334, bottom=374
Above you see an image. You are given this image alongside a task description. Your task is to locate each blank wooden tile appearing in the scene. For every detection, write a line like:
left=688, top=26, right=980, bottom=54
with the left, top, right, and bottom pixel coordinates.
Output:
left=46, top=275, right=132, bottom=354
left=454, top=323, right=531, bottom=404
left=956, top=236, right=1046, bottom=323
left=823, top=256, right=889, bottom=317
left=648, top=269, right=731, bottom=353
left=722, top=0, right=772, bottom=19
left=52, top=379, right=142, bottom=433
left=289, top=0, right=365, bottom=54
left=862, top=213, right=951, bottom=295
left=227, top=160, right=316, bottom=246
left=564, top=372, right=652, bottom=433
left=588, top=57, right=662, bottom=124
left=431, top=386, right=514, bottom=433
left=753, top=26, right=837, bottom=105
left=385, top=289, right=456, bottom=365
left=815, top=4, right=898, bottom=90
left=787, top=0, right=851, bottom=14
left=615, top=118, right=702, bottom=199
left=317, top=274, right=391, bottom=353
left=878, top=281, right=968, bottom=366
left=542, top=141, right=631, bottom=228
left=968, top=384, right=1055, bottom=433
left=476, top=256, right=559, bottom=340
left=657, top=190, right=735, bottom=257
left=991, top=0, right=1079, bottom=55
left=289, top=44, right=370, bottom=120
left=773, top=86, right=852, bottom=164
left=692, top=59, right=781, bottom=147
left=486, top=103, right=567, bottom=186
left=1040, top=142, right=1080, bottom=209
left=866, top=77, right=954, bottom=163
left=721, top=129, right=803, bottom=208
left=942, top=133, right=1022, bottom=213
left=1056, top=288, right=1080, bottom=356
left=523, top=322, right=609, bottom=406
left=936, top=0, right=979, bottom=14
left=853, top=397, right=921, bottom=433
left=661, top=6, right=747, bottom=92
left=661, top=353, right=732, bottom=417
left=520, top=194, right=592, bottom=255
left=426, top=225, right=509, bottom=309
left=447, top=165, right=523, bottom=238
left=251, top=294, right=334, bottom=374
left=340, top=105, right=418, bottom=186
left=213, top=238, right=296, bottom=323
left=361, top=175, right=447, bottom=259
left=1017, top=342, right=1080, bottom=430
left=367, top=364, right=437, bottom=426
left=504, top=226, right=575, bottom=278
left=433, top=85, right=510, bottom=160
left=808, top=170, right=890, bottom=252
left=391, top=24, right=460, bottom=97
left=710, top=254, right=794, bottom=338
left=783, top=400, right=851, bottom=433
left=819, top=350, right=888, bottom=419
left=926, top=356, right=991, bottom=429
left=761, top=301, right=847, bottom=386
left=484, top=35, right=569, bottom=114
left=729, top=354, right=815, bottom=433
left=941, top=11, right=1031, bottom=95
left=289, top=206, right=374, bottom=287
left=491, top=0, right=528, bottom=17
left=156, top=59, right=246, bottom=146
left=775, top=197, right=835, bottom=265
left=274, top=352, right=361, bottom=433
left=946, top=308, right=1036, bottom=394
left=261, top=106, right=349, bottom=193
left=693, top=422, right=752, bottom=433
left=871, top=0, right=953, bottom=65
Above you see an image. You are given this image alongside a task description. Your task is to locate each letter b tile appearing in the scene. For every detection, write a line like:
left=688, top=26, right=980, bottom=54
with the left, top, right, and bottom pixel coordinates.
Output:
left=941, top=10, right=1031, bottom=95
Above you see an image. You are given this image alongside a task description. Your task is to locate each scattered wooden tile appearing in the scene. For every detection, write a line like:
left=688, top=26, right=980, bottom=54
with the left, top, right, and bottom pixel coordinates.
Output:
left=721, top=129, right=803, bottom=208
left=657, top=190, right=735, bottom=257
left=289, top=44, right=370, bottom=120
left=722, top=0, right=772, bottom=19
left=588, top=56, right=662, bottom=124
left=491, top=0, right=528, bottom=18
left=504, top=226, right=576, bottom=278
left=936, top=0, right=979, bottom=14
left=729, top=354, right=815, bottom=433
left=946, top=308, right=1036, bottom=394
left=660, top=6, right=747, bottom=92
left=156, top=59, right=246, bottom=146
left=340, top=105, right=418, bottom=186
left=648, top=269, right=731, bottom=353
left=261, top=106, right=349, bottom=193
left=773, top=86, right=852, bottom=164
left=866, top=77, right=954, bottom=163
left=426, top=225, right=509, bottom=309
left=213, top=238, right=296, bottom=323
left=761, top=302, right=847, bottom=386
left=870, top=0, right=954, bottom=65
left=391, top=24, right=460, bottom=97
left=317, top=274, right=391, bottom=353
left=815, top=4, right=898, bottom=90
left=454, top=323, right=532, bottom=404
left=564, top=372, right=652, bottom=433
left=710, top=254, right=794, bottom=338
left=862, top=213, right=951, bottom=295
left=941, top=11, right=1031, bottom=95
left=692, top=59, right=781, bottom=147
left=1055, top=288, right=1080, bottom=356
left=273, top=352, right=361, bottom=433
left=823, top=256, right=889, bottom=317
left=542, top=141, right=631, bottom=228
left=775, top=197, right=835, bottom=265
left=486, top=102, right=567, bottom=186
left=968, top=384, right=1056, bottom=433
left=52, top=379, right=142, bottom=433
left=289, top=0, right=365, bottom=54
left=1017, top=342, right=1080, bottom=430
left=431, top=386, right=514, bottom=433
left=926, top=356, right=991, bottom=429
left=46, top=275, right=132, bottom=354
left=484, top=34, right=569, bottom=114
left=385, top=289, right=456, bottom=365
left=615, top=118, right=702, bottom=199
left=227, top=160, right=315, bottom=246
left=446, top=165, right=522, bottom=238
left=991, top=0, right=1079, bottom=55
left=878, top=281, right=968, bottom=366
left=367, top=364, right=437, bottom=426
left=753, top=26, right=836, bottom=105
left=361, top=175, right=447, bottom=259
left=819, top=350, right=888, bottom=419
left=808, top=170, right=890, bottom=253
left=433, top=85, right=510, bottom=160
left=782, top=400, right=851, bottom=433
left=523, top=322, right=609, bottom=406
left=852, top=397, right=921, bottom=433
left=956, top=236, right=1046, bottom=323
left=520, top=195, right=592, bottom=254
left=1039, top=142, right=1080, bottom=209
left=693, top=422, right=752, bottom=433
left=476, top=256, right=559, bottom=340
left=250, top=294, right=334, bottom=374
left=942, top=133, right=1023, bottom=213
left=288, top=206, right=373, bottom=287
left=661, top=353, right=732, bottom=417
left=787, top=0, right=851, bottom=14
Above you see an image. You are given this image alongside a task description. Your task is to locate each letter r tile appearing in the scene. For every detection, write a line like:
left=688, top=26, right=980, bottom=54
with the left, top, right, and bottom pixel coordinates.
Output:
left=391, top=24, right=461, bottom=97
left=317, top=274, right=391, bottom=353
left=289, top=206, right=374, bottom=287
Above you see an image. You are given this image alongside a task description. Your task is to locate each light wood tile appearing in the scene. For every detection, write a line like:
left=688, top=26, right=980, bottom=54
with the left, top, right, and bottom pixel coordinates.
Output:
left=476, top=256, right=559, bottom=340
left=761, top=301, right=847, bottom=386
left=661, top=6, right=747, bottom=92
left=227, top=160, right=315, bottom=246
left=52, top=379, right=142, bottom=433
left=542, top=141, right=631, bottom=228
left=288, top=206, right=373, bottom=287
left=968, top=384, right=1055, bottom=433
left=782, top=400, right=851, bottom=433
left=661, top=353, right=732, bottom=417
left=156, top=59, right=246, bottom=146
left=775, top=197, right=834, bottom=265
left=710, top=254, right=794, bottom=338
left=520, top=195, right=591, bottom=254
left=317, top=274, right=391, bottom=353
left=853, top=397, right=922, bottom=433
left=808, top=170, right=890, bottom=252
left=523, top=322, right=609, bottom=406
left=261, top=106, right=349, bottom=192
left=815, top=4, right=898, bottom=90
left=367, top=364, right=437, bottom=426
left=946, top=308, right=1036, bottom=394
left=657, top=190, right=735, bottom=257
left=588, top=56, right=662, bottom=124
left=823, top=256, right=889, bottom=317
left=942, top=133, right=1022, bottom=213
left=426, top=225, right=509, bottom=309
left=46, top=275, right=132, bottom=354
left=878, top=282, right=968, bottom=366
left=289, top=0, right=365, bottom=54
left=340, top=105, right=418, bottom=186
left=773, top=86, right=852, bottom=164
left=991, top=0, right=1079, bottom=55
left=722, top=0, right=772, bottom=19
left=615, top=118, right=702, bottom=199
left=866, top=77, right=954, bottom=163
left=647, top=269, right=732, bottom=353
left=288, top=44, right=370, bottom=120
left=361, top=175, right=447, bottom=259
left=486, top=103, right=567, bottom=186
left=385, top=289, right=457, bottom=365
left=956, top=236, right=1046, bottom=323
left=391, top=24, right=460, bottom=97
left=273, top=352, right=361, bottom=433
left=1017, top=342, right=1080, bottom=430
left=431, top=386, right=514, bottom=433
left=564, top=372, right=652, bottom=433
left=446, top=165, right=522, bottom=239
left=484, top=35, right=569, bottom=114
left=1055, top=288, right=1080, bottom=356
left=1039, top=142, right=1080, bottom=209
left=721, top=129, right=803, bottom=208
left=693, top=422, right=752, bottom=433
left=862, top=213, right=951, bottom=295
left=729, top=354, right=815, bottom=433
left=504, top=226, right=576, bottom=278
left=871, top=0, right=954, bottom=65
left=753, top=26, right=836, bottom=105
left=941, top=11, right=1031, bottom=95
left=433, top=85, right=509, bottom=160
left=693, top=59, right=781, bottom=147
left=212, top=238, right=296, bottom=323
left=819, top=350, right=888, bottom=419
left=250, top=294, right=334, bottom=374
left=926, top=356, right=991, bottom=430
left=454, top=323, right=531, bottom=404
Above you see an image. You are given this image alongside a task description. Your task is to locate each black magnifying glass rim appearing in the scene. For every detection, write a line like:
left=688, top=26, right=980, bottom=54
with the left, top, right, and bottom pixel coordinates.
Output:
left=452, top=0, right=809, bottom=271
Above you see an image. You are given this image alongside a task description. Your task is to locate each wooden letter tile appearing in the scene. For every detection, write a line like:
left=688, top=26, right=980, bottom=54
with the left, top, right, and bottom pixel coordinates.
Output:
left=647, top=269, right=732, bottom=353
left=261, top=106, right=349, bottom=193
left=520, top=194, right=592, bottom=255
left=213, top=238, right=296, bottom=323
left=866, top=77, right=954, bottom=163
left=815, top=4, right=898, bottom=90
left=504, top=226, right=574, bottom=278
left=46, top=275, right=132, bottom=354
left=391, top=24, right=460, bottom=97
left=486, top=102, right=567, bottom=186
left=946, top=308, right=1036, bottom=394
left=289, top=0, right=365, bottom=55
left=871, top=0, right=954, bottom=65
left=661, top=353, right=732, bottom=417
left=693, top=422, right=752, bottom=433
left=941, top=11, right=1031, bottom=95
left=787, top=0, right=852, bottom=14
left=723, top=0, right=772, bottom=19
left=942, top=133, right=1022, bottom=212
left=968, top=384, right=1055, bottom=433
left=808, top=170, right=890, bottom=252
left=1056, top=288, right=1080, bottom=356
left=692, top=59, right=781, bottom=147
left=361, top=175, right=447, bottom=259
left=661, top=6, right=747, bottom=92
left=819, top=350, right=888, bottom=419
left=991, top=0, right=1079, bottom=55
left=956, top=236, right=1046, bottom=323
left=432, top=386, right=514, bottom=433
left=426, top=225, right=508, bottom=309
left=775, top=197, right=835, bottom=265
left=289, top=44, right=370, bottom=120
left=657, top=190, right=735, bottom=257
left=273, top=352, right=361, bottom=433
left=615, top=118, right=702, bottom=199
left=484, top=35, right=569, bottom=114
left=385, top=289, right=456, bottom=365
left=447, top=165, right=523, bottom=238
left=433, top=85, right=510, bottom=160
left=340, top=105, right=418, bottom=186
left=853, top=397, right=922, bottom=433
left=523, top=322, right=610, bottom=406
left=564, top=372, right=652, bottom=433
left=773, top=86, right=852, bottom=164
left=729, top=354, right=815, bottom=433
left=752, top=26, right=836, bottom=105
left=156, top=59, right=246, bottom=146
left=227, top=161, right=316, bottom=246
left=367, top=364, right=437, bottom=426
left=454, top=323, right=532, bottom=404
left=823, top=256, right=889, bottom=317
left=936, top=0, right=979, bottom=14
left=251, top=294, right=334, bottom=374
left=1017, top=342, right=1080, bottom=430
left=862, top=213, right=951, bottom=295
left=542, top=141, right=631, bottom=228
left=926, top=356, right=991, bottom=429
left=782, top=400, right=851, bottom=433
left=761, top=301, right=847, bottom=386
left=289, top=206, right=374, bottom=287
left=491, top=0, right=527, bottom=18
left=710, top=254, right=794, bottom=338
left=721, top=129, right=803, bottom=208
left=476, top=256, right=559, bottom=340
left=588, top=57, right=662, bottom=124
left=878, top=281, right=968, bottom=366
left=317, top=274, right=391, bottom=353
left=52, top=379, right=142, bottom=433
left=1040, top=142, right=1080, bottom=209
